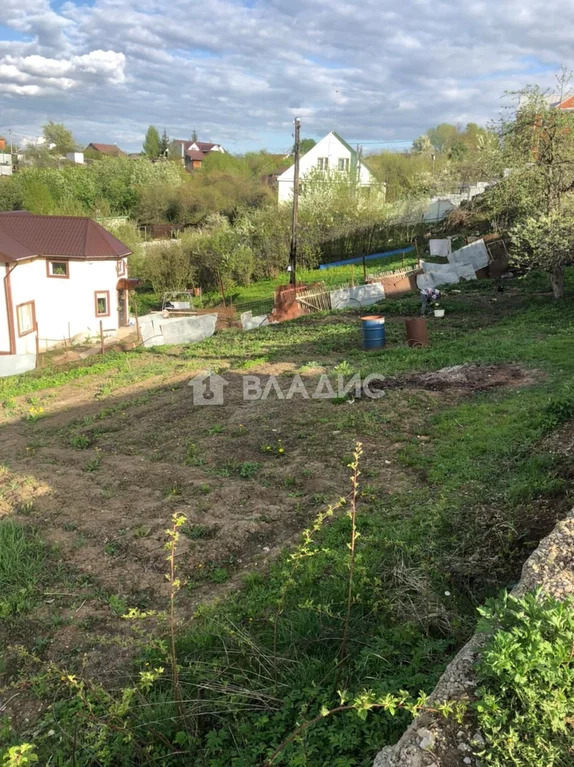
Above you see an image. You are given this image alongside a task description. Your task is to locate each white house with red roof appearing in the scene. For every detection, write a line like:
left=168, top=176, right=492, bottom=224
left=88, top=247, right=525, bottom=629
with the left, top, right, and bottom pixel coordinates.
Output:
left=0, top=212, right=132, bottom=368
left=277, top=131, right=378, bottom=203
left=170, top=138, right=225, bottom=171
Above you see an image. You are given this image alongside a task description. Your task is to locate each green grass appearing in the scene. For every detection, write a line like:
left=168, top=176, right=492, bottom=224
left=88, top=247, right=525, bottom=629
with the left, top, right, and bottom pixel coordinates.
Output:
left=5, top=269, right=574, bottom=766
left=0, top=521, right=51, bottom=618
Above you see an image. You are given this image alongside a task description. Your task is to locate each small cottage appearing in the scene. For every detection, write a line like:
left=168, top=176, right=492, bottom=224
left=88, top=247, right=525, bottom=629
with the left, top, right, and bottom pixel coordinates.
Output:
left=0, top=212, right=132, bottom=366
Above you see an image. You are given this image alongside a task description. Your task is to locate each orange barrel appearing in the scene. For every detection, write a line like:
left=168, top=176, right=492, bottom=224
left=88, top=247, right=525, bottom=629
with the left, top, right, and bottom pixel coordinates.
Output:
left=405, top=317, right=429, bottom=348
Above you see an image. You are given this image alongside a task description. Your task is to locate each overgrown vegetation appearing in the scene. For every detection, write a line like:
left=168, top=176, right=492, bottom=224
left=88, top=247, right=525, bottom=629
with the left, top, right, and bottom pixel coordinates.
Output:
left=475, top=591, right=574, bottom=766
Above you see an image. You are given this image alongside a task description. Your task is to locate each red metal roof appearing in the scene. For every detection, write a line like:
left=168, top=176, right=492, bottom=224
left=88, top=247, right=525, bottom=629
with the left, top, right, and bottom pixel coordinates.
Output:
left=86, top=143, right=126, bottom=156
left=195, top=141, right=217, bottom=152
left=185, top=149, right=205, bottom=161
left=0, top=214, right=131, bottom=262
left=557, top=95, right=574, bottom=110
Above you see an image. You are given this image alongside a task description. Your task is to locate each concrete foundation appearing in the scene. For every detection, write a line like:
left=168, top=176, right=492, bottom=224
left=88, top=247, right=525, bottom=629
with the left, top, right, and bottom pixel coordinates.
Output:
left=0, top=354, right=37, bottom=378
left=139, top=313, right=217, bottom=347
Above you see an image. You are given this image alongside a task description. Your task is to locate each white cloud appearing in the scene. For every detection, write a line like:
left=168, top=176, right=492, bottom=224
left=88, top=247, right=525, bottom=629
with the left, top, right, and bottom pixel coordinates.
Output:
left=1, top=0, right=573, bottom=151
left=0, top=50, right=126, bottom=95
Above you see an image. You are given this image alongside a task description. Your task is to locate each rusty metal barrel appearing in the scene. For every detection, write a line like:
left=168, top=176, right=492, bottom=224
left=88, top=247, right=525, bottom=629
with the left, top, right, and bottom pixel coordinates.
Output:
left=405, top=317, right=429, bottom=348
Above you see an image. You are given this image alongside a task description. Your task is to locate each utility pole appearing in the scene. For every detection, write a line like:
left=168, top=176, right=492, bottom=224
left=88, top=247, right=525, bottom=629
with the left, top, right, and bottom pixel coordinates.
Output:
left=8, top=129, right=13, bottom=156
left=289, top=117, right=301, bottom=286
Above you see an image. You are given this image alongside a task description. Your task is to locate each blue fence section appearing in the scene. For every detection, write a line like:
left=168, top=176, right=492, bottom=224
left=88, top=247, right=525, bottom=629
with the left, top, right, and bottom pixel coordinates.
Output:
left=319, top=246, right=415, bottom=270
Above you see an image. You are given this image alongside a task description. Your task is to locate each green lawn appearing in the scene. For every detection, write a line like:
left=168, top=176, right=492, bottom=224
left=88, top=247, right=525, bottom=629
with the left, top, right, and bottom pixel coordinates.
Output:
left=132, top=251, right=419, bottom=316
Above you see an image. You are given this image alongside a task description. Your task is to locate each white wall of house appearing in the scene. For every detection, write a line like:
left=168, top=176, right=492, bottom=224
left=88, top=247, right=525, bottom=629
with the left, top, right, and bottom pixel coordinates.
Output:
left=8, top=257, right=126, bottom=353
left=0, top=152, right=13, bottom=176
left=0, top=265, right=10, bottom=352
left=277, top=131, right=376, bottom=203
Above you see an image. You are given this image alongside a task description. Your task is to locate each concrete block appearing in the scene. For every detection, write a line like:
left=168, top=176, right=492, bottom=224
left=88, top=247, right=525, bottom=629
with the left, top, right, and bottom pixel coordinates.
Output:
left=241, top=311, right=270, bottom=331
left=0, top=354, right=37, bottom=378
left=330, top=283, right=385, bottom=310
left=138, top=313, right=217, bottom=347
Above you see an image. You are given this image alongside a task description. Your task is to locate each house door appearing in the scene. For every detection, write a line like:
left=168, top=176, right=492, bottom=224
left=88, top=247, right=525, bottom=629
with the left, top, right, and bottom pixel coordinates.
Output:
left=117, top=289, right=128, bottom=327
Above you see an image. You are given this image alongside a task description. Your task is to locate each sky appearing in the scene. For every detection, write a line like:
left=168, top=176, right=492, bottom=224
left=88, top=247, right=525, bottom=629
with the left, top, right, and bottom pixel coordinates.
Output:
left=0, top=0, right=569, bottom=154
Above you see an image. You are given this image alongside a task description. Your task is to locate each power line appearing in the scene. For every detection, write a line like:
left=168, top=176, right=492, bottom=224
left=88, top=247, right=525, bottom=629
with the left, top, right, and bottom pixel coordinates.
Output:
left=345, top=138, right=418, bottom=145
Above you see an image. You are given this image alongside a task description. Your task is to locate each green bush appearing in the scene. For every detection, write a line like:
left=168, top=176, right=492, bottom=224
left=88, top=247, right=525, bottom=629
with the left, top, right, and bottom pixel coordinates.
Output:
left=475, top=590, right=574, bottom=766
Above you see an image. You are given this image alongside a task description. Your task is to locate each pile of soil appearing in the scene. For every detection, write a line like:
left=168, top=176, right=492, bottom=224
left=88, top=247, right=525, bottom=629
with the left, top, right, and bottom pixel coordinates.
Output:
left=379, top=364, right=536, bottom=393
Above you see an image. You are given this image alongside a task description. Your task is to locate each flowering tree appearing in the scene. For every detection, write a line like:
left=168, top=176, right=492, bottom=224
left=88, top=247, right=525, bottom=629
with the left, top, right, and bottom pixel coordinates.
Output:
left=510, top=211, right=574, bottom=298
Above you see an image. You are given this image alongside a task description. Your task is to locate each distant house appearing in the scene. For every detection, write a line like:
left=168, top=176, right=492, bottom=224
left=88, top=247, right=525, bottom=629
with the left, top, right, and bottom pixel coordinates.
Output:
left=553, top=95, right=574, bottom=111
left=85, top=143, right=127, bottom=158
left=170, top=139, right=225, bottom=172
left=276, top=131, right=378, bottom=203
left=0, top=212, right=132, bottom=366
left=0, top=137, right=12, bottom=176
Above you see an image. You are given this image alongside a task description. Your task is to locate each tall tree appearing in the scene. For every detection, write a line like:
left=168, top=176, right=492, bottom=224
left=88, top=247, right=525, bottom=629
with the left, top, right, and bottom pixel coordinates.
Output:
left=426, top=123, right=459, bottom=153
left=159, top=129, right=170, bottom=158
left=42, top=121, right=77, bottom=154
left=502, top=78, right=574, bottom=298
left=191, top=129, right=198, bottom=142
left=143, top=126, right=161, bottom=159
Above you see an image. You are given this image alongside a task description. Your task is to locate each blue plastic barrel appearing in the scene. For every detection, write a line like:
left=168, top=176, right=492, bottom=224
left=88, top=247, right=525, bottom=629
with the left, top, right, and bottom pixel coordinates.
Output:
left=361, top=315, right=385, bottom=350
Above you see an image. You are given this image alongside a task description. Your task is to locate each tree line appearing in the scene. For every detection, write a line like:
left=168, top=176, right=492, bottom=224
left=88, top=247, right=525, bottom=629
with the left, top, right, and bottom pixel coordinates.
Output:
left=2, top=83, right=574, bottom=298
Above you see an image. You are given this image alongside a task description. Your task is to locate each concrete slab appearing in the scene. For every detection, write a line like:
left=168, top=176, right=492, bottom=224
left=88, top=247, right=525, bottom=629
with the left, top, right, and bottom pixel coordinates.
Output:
left=0, top=354, right=37, bottom=378
left=139, top=313, right=217, bottom=348
left=241, top=311, right=270, bottom=331
left=330, top=283, right=385, bottom=310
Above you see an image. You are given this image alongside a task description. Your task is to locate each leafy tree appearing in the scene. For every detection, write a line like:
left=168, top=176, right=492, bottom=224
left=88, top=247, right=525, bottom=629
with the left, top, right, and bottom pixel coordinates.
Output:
left=299, top=138, right=316, bottom=155
left=20, top=179, right=55, bottom=214
left=143, top=240, right=196, bottom=293
left=502, top=84, right=574, bottom=214
left=492, top=79, right=574, bottom=297
left=0, top=178, right=24, bottom=210
left=411, top=135, right=434, bottom=154
left=42, top=121, right=77, bottom=154
left=510, top=211, right=574, bottom=298
left=143, top=126, right=161, bottom=159
left=427, top=123, right=459, bottom=153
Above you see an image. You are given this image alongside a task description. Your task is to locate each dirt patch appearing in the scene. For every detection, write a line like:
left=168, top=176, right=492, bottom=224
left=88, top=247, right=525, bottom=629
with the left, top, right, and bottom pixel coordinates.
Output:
left=376, top=364, right=541, bottom=394
left=0, top=368, right=424, bottom=722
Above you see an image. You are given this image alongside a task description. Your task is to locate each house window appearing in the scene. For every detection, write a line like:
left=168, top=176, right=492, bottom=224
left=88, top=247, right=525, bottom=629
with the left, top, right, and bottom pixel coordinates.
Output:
left=116, top=259, right=126, bottom=277
left=16, top=301, right=36, bottom=336
left=94, top=290, right=110, bottom=317
left=317, top=157, right=329, bottom=171
left=47, top=260, right=69, bottom=278
left=338, top=158, right=350, bottom=172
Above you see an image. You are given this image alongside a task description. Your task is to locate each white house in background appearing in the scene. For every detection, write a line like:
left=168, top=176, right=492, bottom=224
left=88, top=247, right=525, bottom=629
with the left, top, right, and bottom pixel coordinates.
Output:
left=0, top=212, right=133, bottom=361
left=0, top=152, right=12, bottom=176
left=171, top=139, right=226, bottom=172
left=277, top=131, right=379, bottom=203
